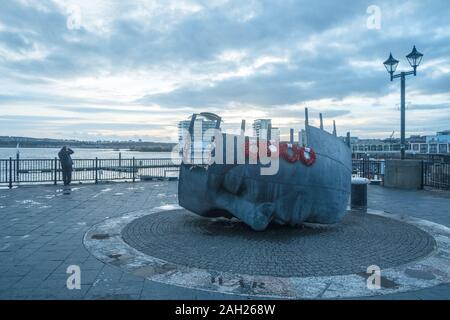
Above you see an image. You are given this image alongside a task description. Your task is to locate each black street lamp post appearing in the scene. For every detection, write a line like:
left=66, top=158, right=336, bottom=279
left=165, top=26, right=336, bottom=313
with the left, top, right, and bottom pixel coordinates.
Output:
left=383, top=45, right=423, bottom=160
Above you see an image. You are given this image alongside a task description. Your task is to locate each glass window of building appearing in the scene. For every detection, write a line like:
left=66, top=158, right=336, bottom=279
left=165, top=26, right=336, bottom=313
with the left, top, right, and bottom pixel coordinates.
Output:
left=429, top=144, right=438, bottom=154
left=420, top=144, right=428, bottom=154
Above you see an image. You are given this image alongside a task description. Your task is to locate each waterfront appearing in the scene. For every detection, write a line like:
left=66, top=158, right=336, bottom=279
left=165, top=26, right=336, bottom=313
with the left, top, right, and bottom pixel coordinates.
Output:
left=1, top=156, right=449, bottom=190
left=0, top=148, right=172, bottom=160
left=0, top=157, right=179, bottom=186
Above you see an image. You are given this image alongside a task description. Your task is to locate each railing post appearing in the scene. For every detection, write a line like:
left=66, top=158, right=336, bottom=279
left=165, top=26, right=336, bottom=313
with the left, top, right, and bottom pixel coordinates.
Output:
left=132, top=157, right=136, bottom=183
left=54, top=157, right=57, bottom=185
left=421, top=160, right=424, bottom=189
left=16, top=153, right=20, bottom=182
left=95, top=157, right=98, bottom=184
left=8, top=157, right=12, bottom=189
left=362, top=157, right=367, bottom=178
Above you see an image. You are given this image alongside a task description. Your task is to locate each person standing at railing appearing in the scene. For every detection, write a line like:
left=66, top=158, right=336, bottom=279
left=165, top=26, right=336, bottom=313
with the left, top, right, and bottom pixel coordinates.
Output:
left=58, top=146, right=74, bottom=191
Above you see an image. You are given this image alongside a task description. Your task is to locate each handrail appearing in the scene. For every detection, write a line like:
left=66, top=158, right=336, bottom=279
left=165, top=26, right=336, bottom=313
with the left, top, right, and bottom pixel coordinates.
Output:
left=0, top=158, right=181, bottom=188
left=1, top=158, right=449, bottom=190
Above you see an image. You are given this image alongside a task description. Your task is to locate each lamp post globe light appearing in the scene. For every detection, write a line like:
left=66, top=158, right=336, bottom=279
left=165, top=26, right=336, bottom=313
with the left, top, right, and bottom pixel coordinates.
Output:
left=406, top=45, right=424, bottom=75
left=383, top=46, right=423, bottom=160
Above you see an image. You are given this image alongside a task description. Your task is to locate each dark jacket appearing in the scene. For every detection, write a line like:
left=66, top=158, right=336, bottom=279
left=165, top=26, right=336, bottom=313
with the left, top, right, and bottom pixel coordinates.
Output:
left=58, top=147, right=74, bottom=168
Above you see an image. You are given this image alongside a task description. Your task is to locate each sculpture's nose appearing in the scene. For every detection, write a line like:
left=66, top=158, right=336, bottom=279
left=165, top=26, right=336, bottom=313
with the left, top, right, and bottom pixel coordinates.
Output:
left=250, top=203, right=275, bottom=231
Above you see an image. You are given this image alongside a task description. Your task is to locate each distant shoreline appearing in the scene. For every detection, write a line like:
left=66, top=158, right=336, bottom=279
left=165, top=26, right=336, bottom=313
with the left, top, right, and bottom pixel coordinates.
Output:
left=0, top=137, right=176, bottom=152
left=0, top=139, right=176, bottom=152
left=0, top=146, right=175, bottom=153
left=0, top=146, right=171, bottom=152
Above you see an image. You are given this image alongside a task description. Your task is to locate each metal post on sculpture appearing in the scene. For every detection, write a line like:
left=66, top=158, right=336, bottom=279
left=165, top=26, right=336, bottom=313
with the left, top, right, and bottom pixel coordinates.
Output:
left=240, top=119, right=246, bottom=135
left=305, top=107, right=309, bottom=126
left=383, top=46, right=423, bottom=160
left=303, top=107, right=309, bottom=147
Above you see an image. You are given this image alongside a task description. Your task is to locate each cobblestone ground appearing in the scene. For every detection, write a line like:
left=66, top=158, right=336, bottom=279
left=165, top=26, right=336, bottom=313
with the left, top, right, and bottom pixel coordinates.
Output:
left=0, top=182, right=449, bottom=300
left=122, top=210, right=435, bottom=277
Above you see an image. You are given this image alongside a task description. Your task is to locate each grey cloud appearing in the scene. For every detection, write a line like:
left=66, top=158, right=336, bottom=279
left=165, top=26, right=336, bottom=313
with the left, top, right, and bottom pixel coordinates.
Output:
left=45, top=105, right=194, bottom=115
left=0, top=93, right=124, bottom=107
left=137, top=62, right=387, bottom=108
left=409, top=103, right=450, bottom=110
left=0, top=115, right=82, bottom=122
left=59, top=122, right=166, bottom=132
left=0, top=0, right=450, bottom=139
left=270, top=108, right=351, bottom=119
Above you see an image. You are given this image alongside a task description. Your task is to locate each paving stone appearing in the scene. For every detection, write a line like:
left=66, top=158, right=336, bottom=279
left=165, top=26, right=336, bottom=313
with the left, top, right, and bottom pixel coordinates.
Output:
left=0, top=182, right=449, bottom=299
left=121, top=209, right=436, bottom=277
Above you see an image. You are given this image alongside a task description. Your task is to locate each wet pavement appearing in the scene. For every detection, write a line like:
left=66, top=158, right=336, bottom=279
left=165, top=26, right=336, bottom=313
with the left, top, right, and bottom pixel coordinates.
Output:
left=0, top=182, right=449, bottom=299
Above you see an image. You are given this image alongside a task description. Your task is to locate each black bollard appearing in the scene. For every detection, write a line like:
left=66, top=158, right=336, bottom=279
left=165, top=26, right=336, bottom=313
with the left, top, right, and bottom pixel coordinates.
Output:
left=351, top=177, right=369, bottom=207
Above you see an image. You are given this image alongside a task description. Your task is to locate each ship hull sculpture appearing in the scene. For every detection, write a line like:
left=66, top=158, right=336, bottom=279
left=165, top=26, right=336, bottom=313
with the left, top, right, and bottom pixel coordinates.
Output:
left=178, top=111, right=352, bottom=231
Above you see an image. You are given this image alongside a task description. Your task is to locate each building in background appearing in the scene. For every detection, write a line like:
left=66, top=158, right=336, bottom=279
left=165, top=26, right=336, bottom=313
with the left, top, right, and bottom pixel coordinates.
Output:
left=270, top=127, right=280, bottom=142
left=423, top=130, right=450, bottom=154
left=178, top=118, right=217, bottom=161
left=251, top=119, right=281, bottom=142
left=252, top=119, right=272, bottom=139
left=350, top=138, right=401, bottom=154
left=178, top=120, right=191, bottom=146
left=409, top=135, right=427, bottom=154
left=351, top=130, right=450, bottom=156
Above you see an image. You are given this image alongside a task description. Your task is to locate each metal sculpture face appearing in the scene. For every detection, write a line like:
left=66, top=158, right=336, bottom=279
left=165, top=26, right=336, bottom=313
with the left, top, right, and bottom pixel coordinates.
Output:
left=178, top=112, right=352, bottom=231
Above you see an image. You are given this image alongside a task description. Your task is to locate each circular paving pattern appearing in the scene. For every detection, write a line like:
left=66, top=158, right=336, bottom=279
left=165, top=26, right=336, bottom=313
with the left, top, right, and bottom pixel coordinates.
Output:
left=121, top=209, right=436, bottom=277
left=84, top=205, right=450, bottom=299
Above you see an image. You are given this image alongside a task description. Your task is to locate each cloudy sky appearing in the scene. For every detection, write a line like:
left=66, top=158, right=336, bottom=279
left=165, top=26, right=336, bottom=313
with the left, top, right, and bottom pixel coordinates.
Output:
left=0, top=0, right=449, bottom=142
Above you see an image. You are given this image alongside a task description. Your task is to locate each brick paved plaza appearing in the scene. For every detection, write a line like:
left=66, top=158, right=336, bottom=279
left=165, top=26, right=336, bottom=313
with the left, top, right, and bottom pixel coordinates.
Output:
left=0, top=181, right=449, bottom=299
left=121, top=209, right=435, bottom=277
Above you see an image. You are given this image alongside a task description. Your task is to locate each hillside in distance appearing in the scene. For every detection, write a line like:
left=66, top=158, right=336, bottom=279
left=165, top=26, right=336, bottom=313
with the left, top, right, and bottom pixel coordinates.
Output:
left=0, top=136, right=176, bottom=152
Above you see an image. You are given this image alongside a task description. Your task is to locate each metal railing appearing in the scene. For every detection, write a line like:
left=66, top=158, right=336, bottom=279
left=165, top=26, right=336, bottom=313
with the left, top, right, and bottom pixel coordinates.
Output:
left=0, top=158, right=179, bottom=188
left=423, top=161, right=450, bottom=189
left=1, top=158, right=450, bottom=190
left=352, top=159, right=385, bottom=180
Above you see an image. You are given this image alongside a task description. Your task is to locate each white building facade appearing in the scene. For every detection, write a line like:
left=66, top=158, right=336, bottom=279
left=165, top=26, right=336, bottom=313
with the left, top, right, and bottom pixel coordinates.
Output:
left=178, top=118, right=217, bottom=162
left=252, top=119, right=280, bottom=142
left=410, top=130, right=450, bottom=155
